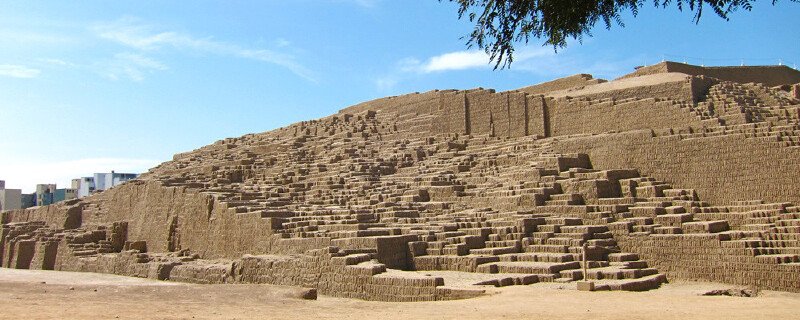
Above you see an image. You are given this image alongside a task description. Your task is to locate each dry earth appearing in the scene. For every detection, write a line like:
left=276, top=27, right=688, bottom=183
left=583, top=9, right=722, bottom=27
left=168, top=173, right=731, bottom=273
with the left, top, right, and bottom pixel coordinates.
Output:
left=1, top=268, right=798, bottom=320
left=545, top=72, right=689, bottom=97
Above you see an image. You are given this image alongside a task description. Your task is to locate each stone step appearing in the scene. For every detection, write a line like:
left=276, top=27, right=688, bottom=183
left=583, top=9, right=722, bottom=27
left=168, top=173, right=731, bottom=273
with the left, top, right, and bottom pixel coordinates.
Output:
left=478, top=261, right=581, bottom=274
left=470, top=246, right=520, bottom=255
left=527, top=245, right=571, bottom=253
left=754, top=254, right=800, bottom=264
left=608, top=253, right=640, bottom=262
left=654, top=214, right=693, bottom=227
left=585, top=267, right=659, bottom=280
left=545, top=237, right=583, bottom=246
left=592, top=274, right=668, bottom=291
left=559, top=225, right=609, bottom=234
left=776, top=219, right=800, bottom=227
left=508, top=252, right=576, bottom=263
left=610, top=260, right=649, bottom=269
left=683, top=220, right=730, bottom=233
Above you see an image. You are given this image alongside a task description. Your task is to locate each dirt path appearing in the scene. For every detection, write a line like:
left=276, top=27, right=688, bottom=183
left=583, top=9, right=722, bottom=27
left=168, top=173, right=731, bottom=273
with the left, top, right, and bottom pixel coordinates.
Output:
left=1, top=268, right=797, bottom=320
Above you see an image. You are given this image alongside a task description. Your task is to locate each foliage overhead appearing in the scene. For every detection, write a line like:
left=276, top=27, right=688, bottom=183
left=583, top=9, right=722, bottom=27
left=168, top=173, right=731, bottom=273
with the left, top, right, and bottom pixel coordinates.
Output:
left=443, top=0, right=798, bottom=69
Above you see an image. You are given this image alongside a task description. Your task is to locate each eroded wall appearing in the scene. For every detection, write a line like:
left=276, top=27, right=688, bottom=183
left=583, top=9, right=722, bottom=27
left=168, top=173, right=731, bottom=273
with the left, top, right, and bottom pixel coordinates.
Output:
left=4, top=181, right=280, bottom=259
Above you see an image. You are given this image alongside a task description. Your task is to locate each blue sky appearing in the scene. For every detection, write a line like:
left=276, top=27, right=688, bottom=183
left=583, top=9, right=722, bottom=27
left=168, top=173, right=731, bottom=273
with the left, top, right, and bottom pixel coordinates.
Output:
left=0, top=1, right=798, bottom=192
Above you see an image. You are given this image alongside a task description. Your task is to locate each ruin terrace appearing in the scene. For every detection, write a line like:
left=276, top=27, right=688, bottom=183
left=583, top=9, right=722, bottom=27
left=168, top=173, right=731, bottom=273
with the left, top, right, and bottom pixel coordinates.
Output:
left=3, top=62, right=800, bottom=301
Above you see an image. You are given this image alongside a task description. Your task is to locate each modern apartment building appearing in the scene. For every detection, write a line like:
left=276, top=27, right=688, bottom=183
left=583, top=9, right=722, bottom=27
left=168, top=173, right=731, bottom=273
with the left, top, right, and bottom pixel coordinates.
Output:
left=75, top=171, right=138, bottom=198
left=0, top=180, right=22, bottom=212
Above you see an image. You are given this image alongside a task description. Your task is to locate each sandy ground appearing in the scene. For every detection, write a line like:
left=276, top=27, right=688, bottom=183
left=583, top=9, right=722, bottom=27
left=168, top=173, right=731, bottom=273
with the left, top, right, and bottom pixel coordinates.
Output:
left=546, top=72, right=689, bottom=98
left=1, top=268, right=798, bottom=320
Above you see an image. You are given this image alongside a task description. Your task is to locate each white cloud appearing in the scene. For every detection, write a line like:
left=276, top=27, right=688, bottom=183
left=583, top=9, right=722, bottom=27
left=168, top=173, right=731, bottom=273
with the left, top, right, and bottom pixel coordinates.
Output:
left=93, top=17, right=316, bottom=82
left=0, top=158, right=160, bottom=193
left=422, top=50, right=492, bottom=72
left=373, top=46, right=639, bottom=92
left=39, top=58, right=77, bottom=67
left=372, top=47, right=557, bottom=90
left=0, top=64, right=41, bottom=78
left=95, top=25, right=179, bottom=51
left=399, top=48, right=554, bottom=74
left=99, top=53, right=168, bottom=82
left=274, top=38, right=291, bottom=48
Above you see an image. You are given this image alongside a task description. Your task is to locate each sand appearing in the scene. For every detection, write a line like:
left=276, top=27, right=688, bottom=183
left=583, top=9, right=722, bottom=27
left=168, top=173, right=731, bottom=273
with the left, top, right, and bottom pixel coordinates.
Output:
left=1, top=268, right=798, bottom=320
left=545, top=72, right=690, bottom=98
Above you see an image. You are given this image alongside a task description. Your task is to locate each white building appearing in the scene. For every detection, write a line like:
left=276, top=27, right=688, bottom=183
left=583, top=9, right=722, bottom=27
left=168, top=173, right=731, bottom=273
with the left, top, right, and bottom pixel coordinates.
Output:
left=0, top=180, right=22, bottom=211
left=76, top=177, right=95, bottom=198
left=75, top=171, right=138, bottom=198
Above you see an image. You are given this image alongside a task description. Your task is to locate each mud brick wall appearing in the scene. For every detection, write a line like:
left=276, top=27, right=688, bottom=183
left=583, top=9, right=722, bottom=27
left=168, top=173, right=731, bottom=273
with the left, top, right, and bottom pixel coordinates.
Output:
left=464, top=90, right=499, bottom=136
left=56, top=251, right=177, bottom=280
left=547, top=97, right=708, bottom=137
left=7, top=240, right=35, bottom=268
left=432, top=91, right=468, bottom=135
left=231, top=252, right=472, bottom=302
left=3, top=181, right=280, bottom=259
left=0, top=222, right=46, bottom=268
left=432, top=90, right=548, bottom=138
left=550, top=130, right=800, bottom=205
left=526, top=95, right=548, bottom=137
left=412, top=255, right=500, bottom=272
left=29, top=241, right=58, bottom=270
left=235, top=254, right=326, bottom=288
left=385, top=91, right=441, bottom=116
left=464, top=90, right=529, bottom=137
left=615, top=233, right=800, bottom=292
left=94, top=181, right=275, bottom=258
left=370, top=78, right=713, bottom=140
left=331, top=235, right=417, bottom=269
left=551, top=76, right=699, bottom=102
left=559, top=178, right=617, bottom=202
left=2, top=203, right=82, bottom=229
left=169, top=263, right=234, bottom=284
left=269, top=237, right=333, bottom=255
left=624, top=62, right=800, bottom=87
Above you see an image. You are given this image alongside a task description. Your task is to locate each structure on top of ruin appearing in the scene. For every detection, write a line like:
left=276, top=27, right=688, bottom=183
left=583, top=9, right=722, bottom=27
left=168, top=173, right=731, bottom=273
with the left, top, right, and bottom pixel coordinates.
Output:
left=3, top=61, right=800, bottom=301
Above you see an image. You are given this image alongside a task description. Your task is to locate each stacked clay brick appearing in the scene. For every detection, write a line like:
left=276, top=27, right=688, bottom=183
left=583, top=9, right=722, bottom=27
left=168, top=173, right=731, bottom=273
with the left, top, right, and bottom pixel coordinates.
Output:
left=2, top=62, right=800, bottom=300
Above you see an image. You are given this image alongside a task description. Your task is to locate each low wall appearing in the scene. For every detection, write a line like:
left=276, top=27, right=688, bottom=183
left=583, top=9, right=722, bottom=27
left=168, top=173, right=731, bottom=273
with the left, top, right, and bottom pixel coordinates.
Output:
left=615, top=233, right=800, bottom=292
left=621, top=62, right=800, bottom=87
left=26, top=245, right=482, bottom=302
left=550, top=130, right=800, bottom=205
